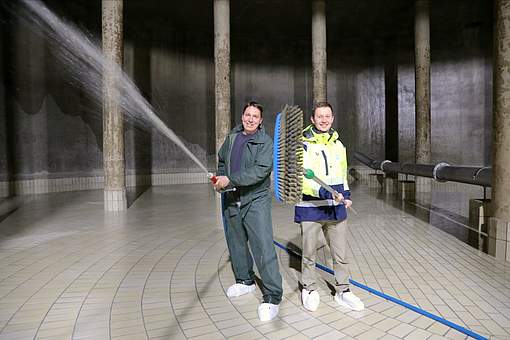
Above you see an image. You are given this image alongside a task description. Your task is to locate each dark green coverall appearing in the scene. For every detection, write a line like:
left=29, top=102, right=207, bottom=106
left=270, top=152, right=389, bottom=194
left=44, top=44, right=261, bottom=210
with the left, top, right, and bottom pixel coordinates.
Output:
left=217, top=124, right=283, bottom=304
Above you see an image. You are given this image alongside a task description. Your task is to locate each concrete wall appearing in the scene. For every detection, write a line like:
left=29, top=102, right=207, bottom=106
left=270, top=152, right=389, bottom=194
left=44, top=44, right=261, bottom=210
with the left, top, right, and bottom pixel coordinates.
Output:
left=123, top=32, right=215, bottom=173
left=232, top=39, right=311, bottom=139
left=329, top=49, right=386, bottom=165
left=398, top=35, right=492, bottom=166
left=0, top=0, right=493, bottom=195
left=0, top=9, right=7, bottom=183
left=2, top=17, right=104, bottom=183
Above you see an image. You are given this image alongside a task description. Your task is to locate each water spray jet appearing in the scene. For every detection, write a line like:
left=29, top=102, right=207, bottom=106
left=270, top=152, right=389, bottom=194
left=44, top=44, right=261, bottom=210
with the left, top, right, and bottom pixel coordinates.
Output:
left=12, top=0, right=211, bottom=178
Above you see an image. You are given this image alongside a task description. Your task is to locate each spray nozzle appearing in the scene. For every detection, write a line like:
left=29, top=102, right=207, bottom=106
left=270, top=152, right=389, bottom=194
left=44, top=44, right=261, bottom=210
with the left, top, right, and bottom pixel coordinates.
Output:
left=208, top=173, right=218, bottom=184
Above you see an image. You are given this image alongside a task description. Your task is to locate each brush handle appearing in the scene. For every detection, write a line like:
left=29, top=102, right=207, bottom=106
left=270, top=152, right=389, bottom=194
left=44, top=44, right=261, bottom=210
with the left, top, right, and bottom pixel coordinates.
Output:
left=303, top=169, right=338, bottom=196
left=303, top=168, right=357, bottom=214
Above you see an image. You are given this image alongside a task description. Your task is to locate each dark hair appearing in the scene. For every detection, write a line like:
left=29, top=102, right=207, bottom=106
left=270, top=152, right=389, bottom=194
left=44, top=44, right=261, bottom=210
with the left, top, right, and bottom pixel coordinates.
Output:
left=243, top=101, right=264, bottom=117
left=313, top=101, right=333, bottom=117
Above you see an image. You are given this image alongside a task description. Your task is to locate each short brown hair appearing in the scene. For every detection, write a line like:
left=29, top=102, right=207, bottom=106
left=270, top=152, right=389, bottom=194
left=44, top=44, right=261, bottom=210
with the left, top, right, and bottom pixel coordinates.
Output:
left=243, top=101, right=264, bottom=117
left=313, top=102, right=333, bottom=117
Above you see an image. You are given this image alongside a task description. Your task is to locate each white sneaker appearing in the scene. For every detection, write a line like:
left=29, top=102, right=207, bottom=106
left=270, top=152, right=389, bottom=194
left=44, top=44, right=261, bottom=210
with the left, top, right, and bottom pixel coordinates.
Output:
left=258, top=303, right=279, bottom=321
left=302, top=289, right=320, bottom=311
left=334, top=291, right=364, bottom=311
left=226, top=283, right=256, bottom=298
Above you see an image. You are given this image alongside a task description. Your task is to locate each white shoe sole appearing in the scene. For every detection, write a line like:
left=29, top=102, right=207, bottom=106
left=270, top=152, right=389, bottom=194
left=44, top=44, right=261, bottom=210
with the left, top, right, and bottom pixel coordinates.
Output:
left=258, top=303, right=279, bottom=321
left=302, top=291, right=320, bottom=312
left=334, top=295, right=364, bottom=311
left=226, top=284, right=256, bottom=298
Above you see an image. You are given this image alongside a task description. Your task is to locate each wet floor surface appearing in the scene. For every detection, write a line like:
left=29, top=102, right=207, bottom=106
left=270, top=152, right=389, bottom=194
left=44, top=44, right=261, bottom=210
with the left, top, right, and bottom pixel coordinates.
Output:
left=0, top=183, right=509, bottom=339
left=372, top=189, right=488, bottom=254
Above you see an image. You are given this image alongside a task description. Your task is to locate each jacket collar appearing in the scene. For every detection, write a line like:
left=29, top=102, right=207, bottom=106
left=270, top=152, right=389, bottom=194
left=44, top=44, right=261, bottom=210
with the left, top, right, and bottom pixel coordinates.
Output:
left=302, top=124, right=338, bottom=144
left=230, top=124, right=266, bottom=143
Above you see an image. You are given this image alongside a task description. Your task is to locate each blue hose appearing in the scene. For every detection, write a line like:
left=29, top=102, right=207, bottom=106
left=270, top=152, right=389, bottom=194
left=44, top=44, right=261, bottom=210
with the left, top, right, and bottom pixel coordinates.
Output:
left=273, top=240, right=488, bottom=340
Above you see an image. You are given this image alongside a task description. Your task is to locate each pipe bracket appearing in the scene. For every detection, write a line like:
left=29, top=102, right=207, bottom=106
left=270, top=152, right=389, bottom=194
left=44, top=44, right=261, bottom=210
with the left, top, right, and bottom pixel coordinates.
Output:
left=433, top=162, right=450, bottom=182
left=380, top=160, right=392, bottom=171
left=473, top=166, right=490, bottom=180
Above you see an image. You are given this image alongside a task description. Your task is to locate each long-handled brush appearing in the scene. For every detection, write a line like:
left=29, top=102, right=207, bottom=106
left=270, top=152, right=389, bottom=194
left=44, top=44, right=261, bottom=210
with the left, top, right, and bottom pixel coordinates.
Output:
left=273, top=105, right=356, bottom=213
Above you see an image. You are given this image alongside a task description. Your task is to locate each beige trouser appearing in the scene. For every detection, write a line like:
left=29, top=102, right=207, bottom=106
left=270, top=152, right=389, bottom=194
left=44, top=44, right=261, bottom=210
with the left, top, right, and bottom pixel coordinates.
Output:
left=301, top=220, right=349, bottom=293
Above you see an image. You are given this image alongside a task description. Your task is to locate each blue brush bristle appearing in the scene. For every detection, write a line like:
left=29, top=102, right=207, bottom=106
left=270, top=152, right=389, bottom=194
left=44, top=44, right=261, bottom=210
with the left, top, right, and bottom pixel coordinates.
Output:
left=273, top=112, right=282, bottom=202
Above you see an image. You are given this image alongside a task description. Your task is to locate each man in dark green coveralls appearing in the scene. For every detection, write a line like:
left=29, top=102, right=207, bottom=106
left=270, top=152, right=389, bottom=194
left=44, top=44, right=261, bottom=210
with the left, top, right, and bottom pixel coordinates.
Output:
left=213, top=101, right=283, bottom=322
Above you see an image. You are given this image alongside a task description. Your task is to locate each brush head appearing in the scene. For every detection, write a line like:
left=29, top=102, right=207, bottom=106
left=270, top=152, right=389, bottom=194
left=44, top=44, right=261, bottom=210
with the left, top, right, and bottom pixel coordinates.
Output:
left=273, top=105, right=304, bottom=204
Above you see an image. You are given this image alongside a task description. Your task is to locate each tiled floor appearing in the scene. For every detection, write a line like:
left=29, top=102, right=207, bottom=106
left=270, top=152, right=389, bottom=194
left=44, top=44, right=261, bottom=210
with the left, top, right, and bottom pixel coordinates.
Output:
left=0, top=183, right=509, bottom=339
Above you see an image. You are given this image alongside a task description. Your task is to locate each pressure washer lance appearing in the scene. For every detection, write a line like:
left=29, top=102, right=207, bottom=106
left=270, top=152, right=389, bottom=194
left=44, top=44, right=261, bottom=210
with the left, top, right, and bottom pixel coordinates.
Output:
left=208, top=173, right=237, bottom=193
left=303, top=168, right=357, bottom=214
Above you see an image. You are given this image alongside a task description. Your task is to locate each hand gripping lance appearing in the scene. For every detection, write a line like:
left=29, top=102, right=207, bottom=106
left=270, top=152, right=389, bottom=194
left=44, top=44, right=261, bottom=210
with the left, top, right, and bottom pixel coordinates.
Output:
left=208, top=173, right=237, bottom=193
left=303, top=168, right=357, bottom=214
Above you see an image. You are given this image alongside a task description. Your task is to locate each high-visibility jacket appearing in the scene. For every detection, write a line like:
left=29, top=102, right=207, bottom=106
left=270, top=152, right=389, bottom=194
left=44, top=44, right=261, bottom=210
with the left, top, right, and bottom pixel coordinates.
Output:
left=294, top=124, right=351, bottom=223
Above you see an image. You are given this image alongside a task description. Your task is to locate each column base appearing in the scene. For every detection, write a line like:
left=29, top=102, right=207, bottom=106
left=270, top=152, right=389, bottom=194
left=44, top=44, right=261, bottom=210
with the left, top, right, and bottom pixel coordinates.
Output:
left=383, top=177, right=398, bottom=194
left=104, top=189, right=127, bottom=211
left=368, top=173, right=384, bottom=188
left=469, top=199, right=490, bottom=234
left=398, top=180, right=415, bottom=201
left=415, top=177, right=432, bottom=193
left=487, top=217, right=510, bottom=261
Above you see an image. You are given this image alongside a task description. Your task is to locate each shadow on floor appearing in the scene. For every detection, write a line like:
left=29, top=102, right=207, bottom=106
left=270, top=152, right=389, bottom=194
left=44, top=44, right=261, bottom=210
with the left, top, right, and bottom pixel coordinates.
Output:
left=0, top=196, right=21, bottom=223
left=126, top=185, right=151, bottom=208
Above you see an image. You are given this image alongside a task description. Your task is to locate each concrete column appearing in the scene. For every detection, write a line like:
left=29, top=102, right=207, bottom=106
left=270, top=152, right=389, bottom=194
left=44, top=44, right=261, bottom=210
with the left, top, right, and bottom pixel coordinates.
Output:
left=214, top=0, right=231, bottom=228
left=312, top=0, right=327, bottom=104
left=214, top=0, right=231, bottom=155
left=414, top=0, right=431, bottom=164
left=414, top=0, right=431, bottom=193
left=102, top=0, right=127, bottom=211
left=489, top=0, right=510, bottom=261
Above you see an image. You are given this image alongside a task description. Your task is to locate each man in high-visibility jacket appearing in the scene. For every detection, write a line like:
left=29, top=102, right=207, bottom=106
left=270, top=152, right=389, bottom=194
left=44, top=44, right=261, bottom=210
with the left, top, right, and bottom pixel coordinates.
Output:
left=294, top=102, right=364, bottom=312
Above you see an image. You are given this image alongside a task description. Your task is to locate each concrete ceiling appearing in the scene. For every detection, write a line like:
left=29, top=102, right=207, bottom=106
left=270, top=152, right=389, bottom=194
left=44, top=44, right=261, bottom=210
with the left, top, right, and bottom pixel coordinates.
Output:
left=39, top=0, right=492, bottom=48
